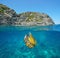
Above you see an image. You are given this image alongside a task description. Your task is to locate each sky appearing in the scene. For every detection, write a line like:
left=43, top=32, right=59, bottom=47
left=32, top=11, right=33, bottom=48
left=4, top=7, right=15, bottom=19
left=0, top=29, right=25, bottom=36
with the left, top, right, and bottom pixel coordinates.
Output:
left=0, top=0, right=60, bottom=24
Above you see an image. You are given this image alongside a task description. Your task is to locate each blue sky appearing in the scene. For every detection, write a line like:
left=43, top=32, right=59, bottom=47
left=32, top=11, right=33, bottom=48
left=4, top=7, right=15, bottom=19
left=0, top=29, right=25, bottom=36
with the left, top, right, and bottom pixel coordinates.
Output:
left=0, top=0, right=60, bottom=24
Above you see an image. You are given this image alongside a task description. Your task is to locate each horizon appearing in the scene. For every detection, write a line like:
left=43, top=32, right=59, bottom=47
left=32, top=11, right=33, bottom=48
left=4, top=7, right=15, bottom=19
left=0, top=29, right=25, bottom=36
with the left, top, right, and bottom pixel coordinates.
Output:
left=0, top=0, right=60, bottom=24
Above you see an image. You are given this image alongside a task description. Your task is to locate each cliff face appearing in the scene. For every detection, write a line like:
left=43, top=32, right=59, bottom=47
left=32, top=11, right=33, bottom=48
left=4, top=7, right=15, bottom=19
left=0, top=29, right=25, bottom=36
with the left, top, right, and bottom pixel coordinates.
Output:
left=0, top=4, right=55, bottom=26
left=0, top=4, right=17, bottom=25
left=18, top=12, right=55, bottom=26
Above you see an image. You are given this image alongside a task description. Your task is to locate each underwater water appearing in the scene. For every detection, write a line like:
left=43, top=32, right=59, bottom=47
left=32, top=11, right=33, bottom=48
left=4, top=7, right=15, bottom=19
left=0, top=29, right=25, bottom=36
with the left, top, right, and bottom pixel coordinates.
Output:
left=0, top=25, right=60, bottom=58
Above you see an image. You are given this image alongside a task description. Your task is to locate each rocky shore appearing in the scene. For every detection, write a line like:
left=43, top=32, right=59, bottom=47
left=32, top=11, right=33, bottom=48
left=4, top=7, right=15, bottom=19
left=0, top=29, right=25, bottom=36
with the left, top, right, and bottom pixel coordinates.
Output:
left=0, top=4, right=55, bottom=26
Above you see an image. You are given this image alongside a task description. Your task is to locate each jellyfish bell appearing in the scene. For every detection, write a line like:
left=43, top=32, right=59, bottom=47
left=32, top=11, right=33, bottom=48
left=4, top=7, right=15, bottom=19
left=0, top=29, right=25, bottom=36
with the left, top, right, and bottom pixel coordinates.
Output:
left=24, top=32, right=37, bottom=48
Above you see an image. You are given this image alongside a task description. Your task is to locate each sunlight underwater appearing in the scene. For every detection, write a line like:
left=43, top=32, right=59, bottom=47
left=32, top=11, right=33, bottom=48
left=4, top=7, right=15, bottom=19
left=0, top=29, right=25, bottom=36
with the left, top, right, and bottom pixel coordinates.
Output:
left=0, top=26, right=60, bottom=58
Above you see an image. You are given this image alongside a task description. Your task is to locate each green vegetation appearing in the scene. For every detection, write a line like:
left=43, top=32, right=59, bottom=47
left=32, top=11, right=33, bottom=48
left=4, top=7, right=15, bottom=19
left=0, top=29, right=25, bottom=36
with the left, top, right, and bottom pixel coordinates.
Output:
left=0, top=4, right=9, bottom=13
left=0, top=9, right=4, bottom=13
left=26, top=14, right=43, bottom=22
left=26, top=14, right=34, bottom=22
left=36, top=19, right=43, bottom=22
left=0, top=4, right=9, bottom=10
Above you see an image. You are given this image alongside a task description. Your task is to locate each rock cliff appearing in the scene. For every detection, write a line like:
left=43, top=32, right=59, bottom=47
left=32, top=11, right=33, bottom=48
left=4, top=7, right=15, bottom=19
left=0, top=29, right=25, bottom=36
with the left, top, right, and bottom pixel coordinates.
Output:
left=0, top=4, right=55, bottom=26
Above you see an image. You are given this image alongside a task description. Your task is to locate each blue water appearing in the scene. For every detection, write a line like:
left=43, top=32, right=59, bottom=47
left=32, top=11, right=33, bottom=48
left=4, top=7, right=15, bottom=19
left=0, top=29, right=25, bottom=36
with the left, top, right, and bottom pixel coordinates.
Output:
left=0, top=25, right=60, bottom=58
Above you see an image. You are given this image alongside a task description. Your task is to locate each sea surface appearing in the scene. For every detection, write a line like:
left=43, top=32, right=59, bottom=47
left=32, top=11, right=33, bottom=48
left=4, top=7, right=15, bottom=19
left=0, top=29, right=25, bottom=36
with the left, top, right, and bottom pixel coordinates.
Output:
left=0, top=25, right=60, bottom=58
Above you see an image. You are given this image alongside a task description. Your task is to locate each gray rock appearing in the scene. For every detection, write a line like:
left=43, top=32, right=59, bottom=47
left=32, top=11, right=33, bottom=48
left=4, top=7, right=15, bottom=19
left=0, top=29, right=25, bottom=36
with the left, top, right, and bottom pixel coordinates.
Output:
left=0, top=4, right=55, bottom=26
